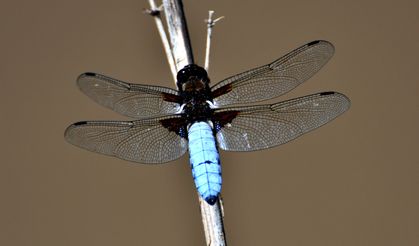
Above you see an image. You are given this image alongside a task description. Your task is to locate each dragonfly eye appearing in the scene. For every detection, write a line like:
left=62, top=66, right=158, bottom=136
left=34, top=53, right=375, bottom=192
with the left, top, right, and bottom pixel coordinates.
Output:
left=177, top=64, right=209, bottom=90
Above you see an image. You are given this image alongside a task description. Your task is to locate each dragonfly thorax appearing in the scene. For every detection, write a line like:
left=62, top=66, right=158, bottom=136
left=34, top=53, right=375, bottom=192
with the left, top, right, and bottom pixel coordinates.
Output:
left=176, top=64, right=214, bottom=123
left=177, top=64, right=211, bottom=101
left=182, top=99, right=213, bottom=123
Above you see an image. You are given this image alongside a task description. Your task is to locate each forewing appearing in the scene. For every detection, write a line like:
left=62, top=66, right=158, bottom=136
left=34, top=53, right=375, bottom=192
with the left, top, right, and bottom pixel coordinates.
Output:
left=213, top=92, right=350, bottom=151
left=211, top=40, right=335, bottom=106
left=64, top=115, right=188, bottom=164
left=77, top=73, right=182, bottom=118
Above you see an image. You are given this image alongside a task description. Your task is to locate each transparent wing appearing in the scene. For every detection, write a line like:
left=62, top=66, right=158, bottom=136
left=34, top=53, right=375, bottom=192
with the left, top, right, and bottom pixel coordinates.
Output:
left=77, top=73, right=182, bottom=118
left=64, top=115, right=188, bottom=164
left=211, top=40, right=335, bottom=106
left=212, top=92, right=350, bottom=151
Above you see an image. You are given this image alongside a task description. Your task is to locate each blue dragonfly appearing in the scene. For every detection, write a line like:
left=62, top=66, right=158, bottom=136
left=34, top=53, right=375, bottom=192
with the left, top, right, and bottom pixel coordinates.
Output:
left=65, top=40, right=350, bottom=205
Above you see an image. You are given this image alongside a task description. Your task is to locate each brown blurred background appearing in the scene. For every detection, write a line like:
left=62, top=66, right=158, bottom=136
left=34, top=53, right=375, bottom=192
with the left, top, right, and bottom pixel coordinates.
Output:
left=1, top=0, right=418, bottom=245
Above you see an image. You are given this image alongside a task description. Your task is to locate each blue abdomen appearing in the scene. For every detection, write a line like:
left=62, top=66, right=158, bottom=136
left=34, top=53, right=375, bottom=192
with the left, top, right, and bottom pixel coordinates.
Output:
left=188, top=121, right=221, bottom=205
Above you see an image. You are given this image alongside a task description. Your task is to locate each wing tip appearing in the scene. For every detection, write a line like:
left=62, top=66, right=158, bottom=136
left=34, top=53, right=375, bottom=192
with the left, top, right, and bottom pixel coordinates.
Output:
left=77, top=72, right=96, bottom=81
left=307, top=40, right=335, bottom=54
left=73, top=121, right=88, bottom=126
left=319, top=91, right=335, bottom=96
left=307, top=40, right=321, bottom=46
left=84, top=72, right=96, bottom=77
left=307, top=39, right=333, bottom=47
left=319, top=91, right=351, bottom=112
left=64, top=121, right=86, bottom=138
left=76, top=72, right=98, bottom=89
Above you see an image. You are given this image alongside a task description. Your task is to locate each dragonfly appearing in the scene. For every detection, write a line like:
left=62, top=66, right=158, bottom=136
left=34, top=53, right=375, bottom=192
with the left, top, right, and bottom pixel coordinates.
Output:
left=65, top=40, right=350, bottom=205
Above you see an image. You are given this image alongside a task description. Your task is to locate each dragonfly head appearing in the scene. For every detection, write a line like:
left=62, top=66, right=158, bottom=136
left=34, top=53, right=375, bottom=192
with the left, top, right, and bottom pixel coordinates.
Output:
left=176, top=64, right=210, bottom=94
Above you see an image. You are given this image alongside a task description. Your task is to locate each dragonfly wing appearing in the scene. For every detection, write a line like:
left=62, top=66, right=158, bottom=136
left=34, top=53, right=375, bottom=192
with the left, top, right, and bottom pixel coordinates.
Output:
left=64, top=115, right=188, bottom=163
left=77, top=73, right=182, bottom=118
left=213, top=92, right=350, bottom=151
left=211, top=40, right=335, bottom=106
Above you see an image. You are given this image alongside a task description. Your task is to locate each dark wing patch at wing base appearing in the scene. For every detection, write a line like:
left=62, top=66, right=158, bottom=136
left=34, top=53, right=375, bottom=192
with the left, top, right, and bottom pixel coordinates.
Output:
left=212, top=110, right=240, bottom=132
left=160, top=116, right=188, bottom=138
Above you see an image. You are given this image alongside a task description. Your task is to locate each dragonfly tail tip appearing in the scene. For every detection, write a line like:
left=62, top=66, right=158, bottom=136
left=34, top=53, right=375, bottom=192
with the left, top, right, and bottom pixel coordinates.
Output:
left=205, top=196, right=218, bottom=205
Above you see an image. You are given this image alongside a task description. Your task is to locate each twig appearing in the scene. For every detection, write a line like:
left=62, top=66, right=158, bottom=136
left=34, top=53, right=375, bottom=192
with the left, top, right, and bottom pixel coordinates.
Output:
left=162, top=0, right=194, bottom=69
left=198, top=195, right=227, bottom=245
left=204, top=11, right=224, bottom=72
left=148, top=1, right=227, bottom=245
left=146, top=0, right=177, bottom=83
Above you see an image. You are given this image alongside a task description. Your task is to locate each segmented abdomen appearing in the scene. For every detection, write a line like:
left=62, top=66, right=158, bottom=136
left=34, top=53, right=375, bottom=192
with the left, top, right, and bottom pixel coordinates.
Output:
left=188, top=121, right=221, bottom=205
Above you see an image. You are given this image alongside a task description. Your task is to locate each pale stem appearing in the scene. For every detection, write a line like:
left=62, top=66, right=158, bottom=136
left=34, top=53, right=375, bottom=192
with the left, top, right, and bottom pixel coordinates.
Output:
left=149, top=0, right=227, bottom=245
left=162, top=0, right=194, bottom=69
left=204, top=11, right=224, bottom=72
left=146, top=0, right=178, bottom=83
